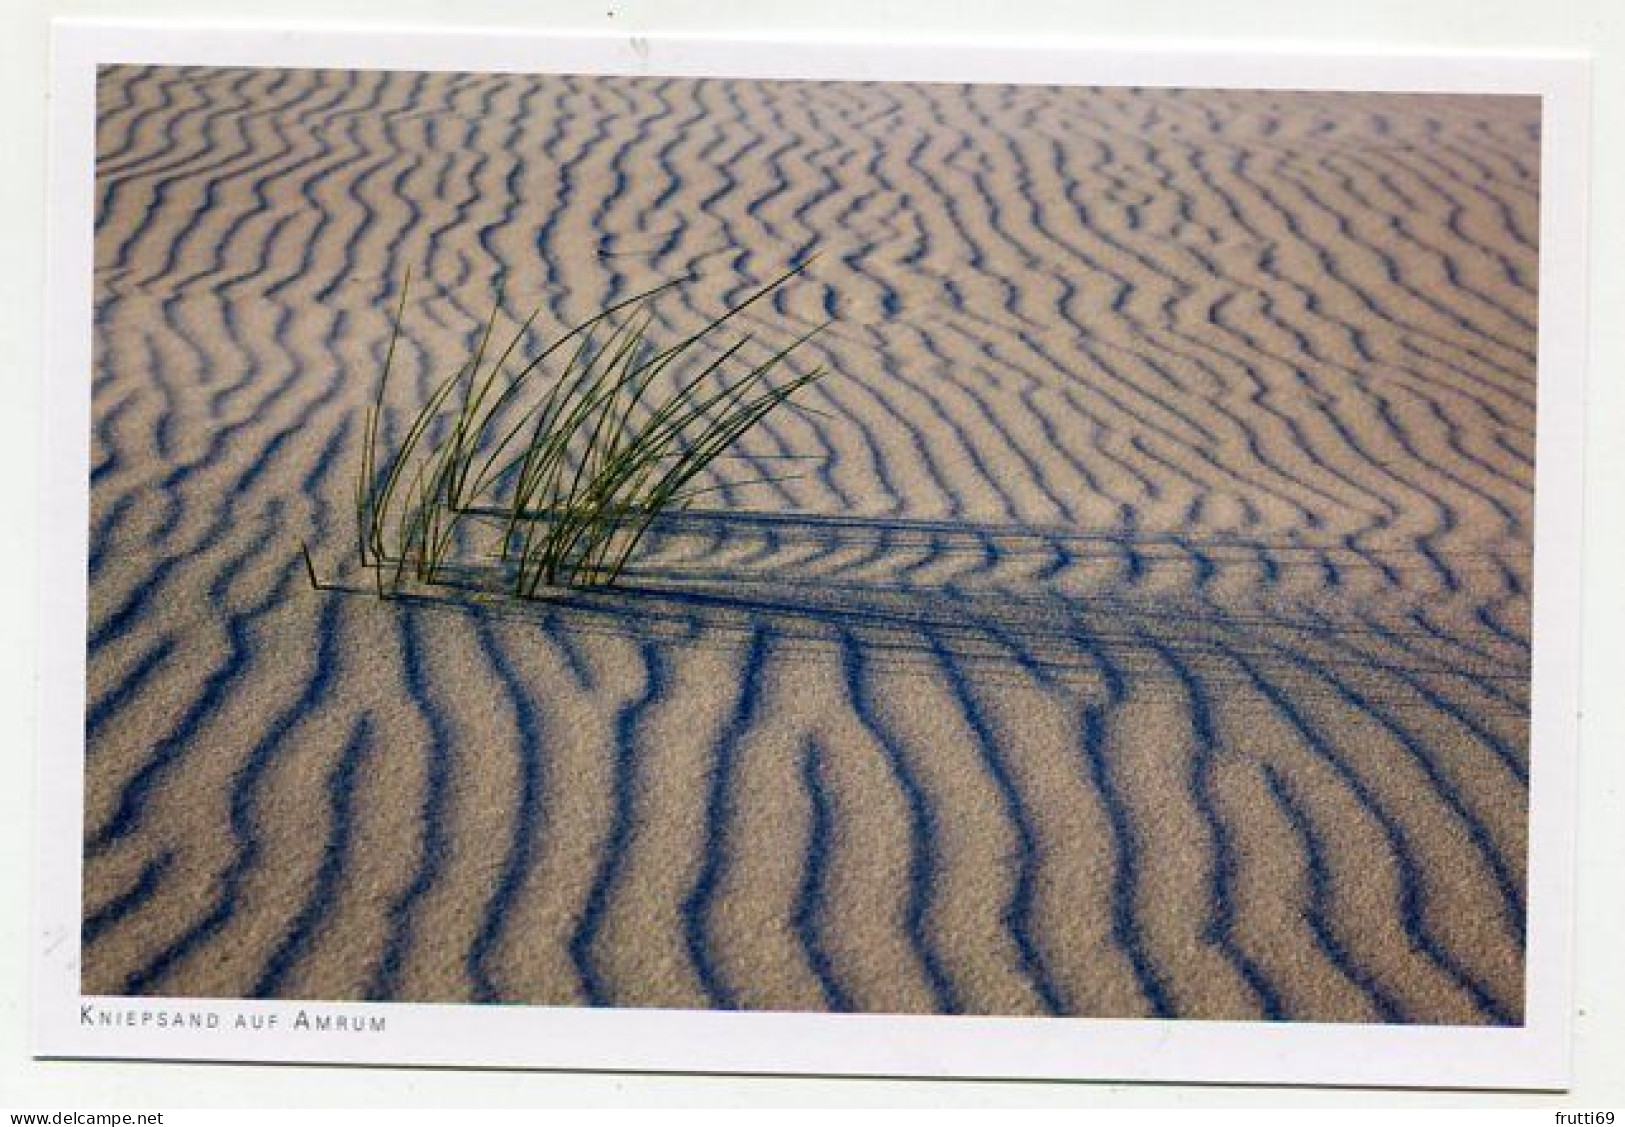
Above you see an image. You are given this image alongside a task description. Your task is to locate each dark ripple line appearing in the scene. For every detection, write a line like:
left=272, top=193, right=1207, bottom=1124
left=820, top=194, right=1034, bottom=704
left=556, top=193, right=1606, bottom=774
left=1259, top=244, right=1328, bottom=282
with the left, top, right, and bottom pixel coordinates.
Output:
left=251, top=715, right=373, bottom=998
left=120, top=590, right=341, bottom=995
left=1179, top=141, right=1534, bottom=414
left=145, top=301, right=347, bottom=556
left=93, top=65, right=171, bottom=182
left=1409, top=121, right=1540, bottom=253
left=1240, top=147, right=1533, bottom=378
left=131, top=70, right=310, bottom=292
left=86, top=533, right=299, bottom=854
left=679, top=627, right=771, bottom=1008
left=162, top=75, right=357, bottom=296
left=1224, top=645, right=1516, bottom=1024
left=257, top=71, right=396, bottom=303
left=466, top=619, right=549, bottom=1003
left=84, top=637, right=177, bottom=749
left=1258, top=763, right=1407, bottom=1022
left=927, top=635, right=1064, bottom=1014
left=1290, top=618, right=1529, bottom=785
left=1040, top=134, right=1396, bottom=534
left=1068, top=634, right=1176, bottom=1017
left=82, top=851, right=172, bottom=949
left=99, top=68, right=262, bottom=267
left=1299, top=147, right=1536, bottom=335
left=365, top=607, right=453, bottom=1001
left=310, top=73, right=433, bottom=306
left=88, top=382, right=141, bottom=485
left=792, top=738, right=853, bottom=1011
left=1207, top=298, right=1465, bottom=592
left=466, top=75, right=533, bottom=302
left=1284, top=647, right=1527, bottom=942
left=839, top=631, right=960, bottom=1013
left=1324, top=145, right=1536, bottom=301
left=1144, top=635, right=1287, bottom=1019
left=569, top=640, right=667, bottom=1007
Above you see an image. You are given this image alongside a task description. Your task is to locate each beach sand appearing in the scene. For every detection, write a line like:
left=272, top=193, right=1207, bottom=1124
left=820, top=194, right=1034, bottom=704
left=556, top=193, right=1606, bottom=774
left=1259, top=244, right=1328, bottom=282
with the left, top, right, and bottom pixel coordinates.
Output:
left=82, top=67, right=1536, bottom=1022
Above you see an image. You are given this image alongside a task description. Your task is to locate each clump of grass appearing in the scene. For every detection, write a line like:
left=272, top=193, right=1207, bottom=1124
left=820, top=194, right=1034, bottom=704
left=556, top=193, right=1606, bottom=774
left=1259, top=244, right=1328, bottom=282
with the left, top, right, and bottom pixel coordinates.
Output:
left=320, top=262, right=827, bottom=600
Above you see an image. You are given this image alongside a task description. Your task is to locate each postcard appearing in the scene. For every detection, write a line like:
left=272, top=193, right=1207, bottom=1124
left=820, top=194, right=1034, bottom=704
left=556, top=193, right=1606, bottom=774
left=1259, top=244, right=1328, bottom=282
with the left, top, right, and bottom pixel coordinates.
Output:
left=35, top=19, right=1589, bottom=1087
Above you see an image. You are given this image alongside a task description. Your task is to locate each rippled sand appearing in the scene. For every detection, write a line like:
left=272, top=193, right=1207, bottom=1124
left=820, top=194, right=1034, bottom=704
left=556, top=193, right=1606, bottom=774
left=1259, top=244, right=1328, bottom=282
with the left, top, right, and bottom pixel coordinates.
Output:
left=83, top=67, right=1537, bottom=1023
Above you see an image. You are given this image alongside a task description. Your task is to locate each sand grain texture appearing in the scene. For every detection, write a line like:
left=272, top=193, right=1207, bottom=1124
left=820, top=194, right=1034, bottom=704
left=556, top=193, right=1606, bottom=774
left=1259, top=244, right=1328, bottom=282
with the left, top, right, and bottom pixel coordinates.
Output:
left=83, top=67, right=1538, bottom=1023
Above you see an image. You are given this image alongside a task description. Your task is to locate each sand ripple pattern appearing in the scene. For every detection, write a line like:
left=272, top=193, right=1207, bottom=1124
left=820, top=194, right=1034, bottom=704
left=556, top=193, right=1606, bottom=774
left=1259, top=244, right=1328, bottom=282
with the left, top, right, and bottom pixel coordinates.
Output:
left=84, top=66, right=1537, bottom=1023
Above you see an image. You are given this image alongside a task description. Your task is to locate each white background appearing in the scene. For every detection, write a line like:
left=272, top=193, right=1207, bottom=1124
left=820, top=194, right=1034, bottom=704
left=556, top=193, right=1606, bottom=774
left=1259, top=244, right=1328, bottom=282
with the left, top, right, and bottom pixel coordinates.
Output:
left=3, top=0, right=1622, bottom=1111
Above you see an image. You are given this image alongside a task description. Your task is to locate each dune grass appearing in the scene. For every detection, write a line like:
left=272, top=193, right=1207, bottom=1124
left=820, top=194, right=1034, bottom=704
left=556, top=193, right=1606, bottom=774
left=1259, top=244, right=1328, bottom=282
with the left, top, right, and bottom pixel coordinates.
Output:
left=311, top=263, right=828, bottom=600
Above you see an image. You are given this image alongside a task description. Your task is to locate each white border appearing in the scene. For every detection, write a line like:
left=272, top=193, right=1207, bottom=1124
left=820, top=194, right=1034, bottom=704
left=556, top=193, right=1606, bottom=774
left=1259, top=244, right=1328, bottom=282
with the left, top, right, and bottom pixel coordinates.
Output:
left=36, top=18, right=1590, bottom=1090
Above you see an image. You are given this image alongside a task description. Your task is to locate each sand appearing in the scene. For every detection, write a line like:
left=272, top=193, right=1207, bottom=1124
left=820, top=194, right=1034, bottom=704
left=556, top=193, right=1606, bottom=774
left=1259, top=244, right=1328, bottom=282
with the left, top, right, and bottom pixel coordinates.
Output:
left=82, top=66, right=1537, bottom=1023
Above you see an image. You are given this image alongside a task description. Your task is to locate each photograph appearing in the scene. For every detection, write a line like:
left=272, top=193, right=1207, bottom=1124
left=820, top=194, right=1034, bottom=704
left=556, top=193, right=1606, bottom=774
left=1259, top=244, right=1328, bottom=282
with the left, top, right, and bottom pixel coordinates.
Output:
left=32, top=22, right=1589, bottom=1087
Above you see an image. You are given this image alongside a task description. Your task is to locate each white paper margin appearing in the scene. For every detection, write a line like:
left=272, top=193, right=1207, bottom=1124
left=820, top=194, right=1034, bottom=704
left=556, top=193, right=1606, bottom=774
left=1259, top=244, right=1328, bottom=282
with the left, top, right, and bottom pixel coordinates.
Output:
left=35, top=18, right=1591, bottom=1090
